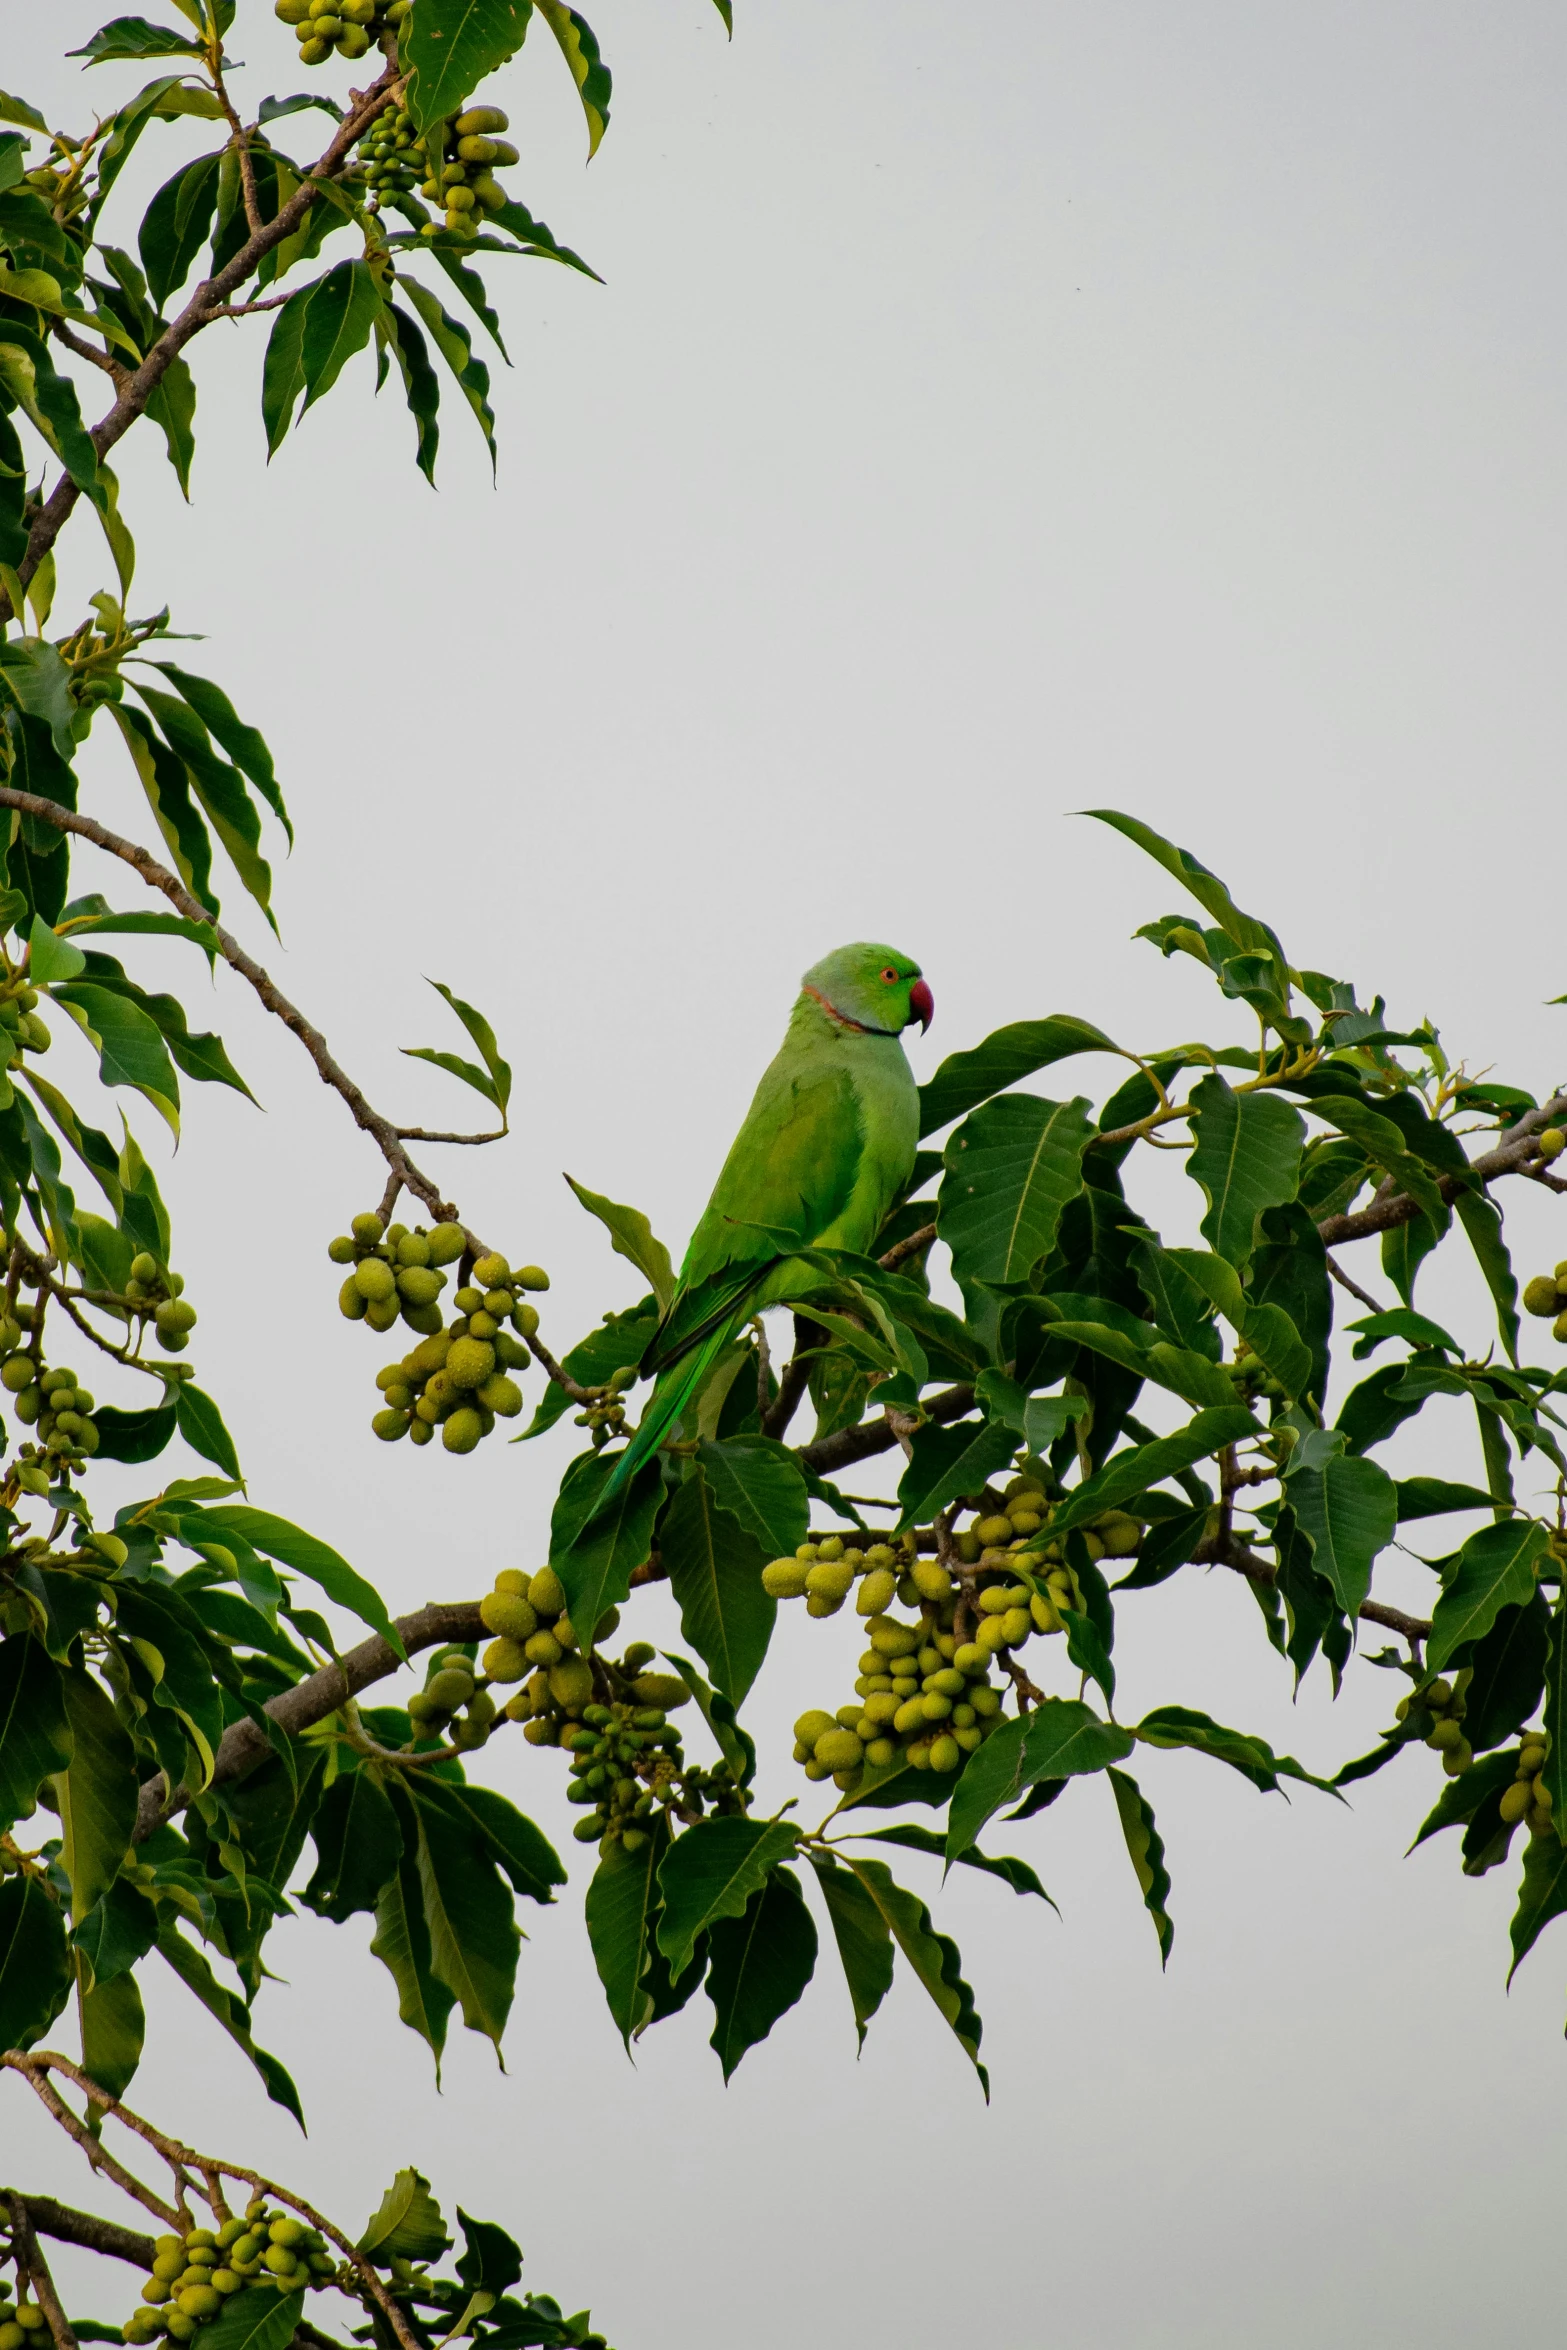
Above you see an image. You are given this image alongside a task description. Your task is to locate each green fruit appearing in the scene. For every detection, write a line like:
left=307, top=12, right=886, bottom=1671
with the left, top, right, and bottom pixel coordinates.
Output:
left=454, top=105, right=510, bottom=134
left=477, top=1372, right=523, bottom=1417
left=276, top=0, right=313, bottom=21
left=395, top=1264, right=444, bottom=1307
left=371, top=1408, right=410, bottom=1442
left=1499, top=1779, right=1532, bottom=1824
left=445, top=1335, right=495, bottom=1388
left=529, top=1565, right=567, bottom=1615
left=524, top=1629, right=562, bottom=1668
left=1000, top=1606, right=1032, bottom=1645
left=550, top=1655, right=593, bottom=1710
left=480, top=1590, right=537, bottom=1639
left=351, top=1211, right=385, bottom=1244
left=909, top=1556, right=953, bottom=1602
left=631, top=1671, right=688, bottom=1707
left=442, top=1405, right=483, bottom=1453
left=365, top=1296, right=401, bottom=1333
left=855, top=1566, right=898, bottom=1615
left=262, top=2246, right=295, bottom=2277
left=1540, top=1128, right=1566, bottom=1162
left=928, top=1733, right=961, bottom=1772
left=352, top=1258, right=396, bottom=1304
left=426, top=1666, right=474, bottom=1709
left=471, top=174, right=507, bottom=211
left=1553, top=1309, right=1567, bottom=1345
left=814, top=1727, right=863, bottom=1770
left=762, top=1557, right=809, bottom=1598
left=483, top=1636, right=528, bottom=1682
left=472, top=1252, right=511, bottom=1287
left=152, top=2255, right=185, bottom=2283
left=1519, top=1743, right=1548, bottom=1775
left=515, top=1264, right=549, bottom=1291
left=511, top=1301, right=540, bottom=1337
left=129, top=1251, right=159, bottom=1285
left=0, top=1356, right=33, bottom=1394
left=409, top=1416, right=434, bottom=1446
left=426, top=1221, right=467, bottom=1265
left=867, top=1617, right=919, bottom=1657
left=177, top=2291, right=219, bottom=2320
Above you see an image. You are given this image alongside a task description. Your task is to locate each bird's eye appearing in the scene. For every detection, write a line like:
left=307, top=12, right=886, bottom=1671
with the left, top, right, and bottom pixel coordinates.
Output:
left=879, top=966, right=898, bottom=984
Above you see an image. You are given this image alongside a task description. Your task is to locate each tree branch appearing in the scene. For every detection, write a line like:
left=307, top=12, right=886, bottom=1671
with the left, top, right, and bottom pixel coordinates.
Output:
left=6, top=2197, right=154, bottom=2271
left=1209, top=1532, right=1430, bottom=1645
left=760, top=1315, right=823, bottom=1442
left=3, top=66, right=400, bottom=617
left=6, top=2194, right=77, bottom=2350
left=796, top=1381, right=975, bottom=1474
left=134, top=1600, right=486, bottom=1841
left=1317, top=1091, right=1567, bottom=1247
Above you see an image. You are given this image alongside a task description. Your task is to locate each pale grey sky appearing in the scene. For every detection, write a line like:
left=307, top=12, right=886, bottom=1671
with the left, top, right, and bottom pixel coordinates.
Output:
left=6, top=5, right=1567, bottom=2345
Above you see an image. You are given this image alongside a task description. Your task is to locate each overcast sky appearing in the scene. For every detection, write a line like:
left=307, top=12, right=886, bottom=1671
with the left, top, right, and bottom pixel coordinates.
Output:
left=6, top=4, right=1567, bottom=2345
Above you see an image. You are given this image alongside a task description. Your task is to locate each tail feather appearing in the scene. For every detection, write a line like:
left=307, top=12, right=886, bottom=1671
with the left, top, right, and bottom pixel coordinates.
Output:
left=600, top=1324, right=733, bottom=1503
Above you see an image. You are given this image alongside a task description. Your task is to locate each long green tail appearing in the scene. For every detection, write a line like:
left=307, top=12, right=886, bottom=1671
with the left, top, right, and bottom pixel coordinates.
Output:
left=600, top=1323, right=734, bottom=1503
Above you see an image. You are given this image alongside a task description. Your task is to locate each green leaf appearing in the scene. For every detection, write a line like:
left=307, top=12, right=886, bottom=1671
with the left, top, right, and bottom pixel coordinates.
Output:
left=403, top=978, right=512, bottom=1116
left=404, top=0, right=535, bottom=135
left=487, top=193, right=600, bottom=277
left=407, top=1780, right=519, bottom=2053
left=0, top=94, right=47, bottom=133
left=534, top=0, right=611, bottom=153
left=1395, top=1476, right=1497, bottom=1522
left=1049, top=1406, right=1257, bottom=1536
left=28, top=915, right=85, bottom=986
left=360, top=2168, right=450, bottom=2262
left=108, top=703, right=215, bottom=910
left=1040, top=1317, right=1239, bottom=1415
left=78, top=1962, right=144, bottom=2102
left=137, top=152, right=220, bottom=310
left=1456, top=1189, right=1520, bottom=1365
left=377, top=299, right=442, bottom=482
left=92, top=1399, right=177, bottom=1465
left=69, top=18, right=203, bottom=61
left=72, top=1877, right=158, bottom=1989
left=259, top=279, right=313, bottom=457
left=704, top=1863, right=816, bottom=2081
left=1135, top=1704, right=1337, bottom=1795
left=196, top=2291, right=304, bottom=2350
left=302, top=1767, right=403, bottom=1923
left=407, top=1776, right=563, bottom=1905
left=0, top=1634, right=70, bottom=1832
left=1185, top=1076, right=1304, bottom=1267
left=807, top=1851, right=894, bottom=2050
left=1086, top=810, right=1291, bottom=978
left=50, top=982, right=181, bottom=1133
left=131, top=685, right=274, bottom=922
left=946, top=1697, right=1134, bottom=1863
left=696, top=1434, right=808, bottom=1558
left=837, top=1857, right=987, bottom=2094
left=938, top=1094, right=1092, bottom=1288
left=656, top=1815, right=800, bottom=1982
left=1286, top=1448, right=1398, bottom=1622
left=1161, top=1245, right=1315, bottom=1402
left=659, top=1649, right=754, bottom=1789
left=548, top=1449, right=662, bottom=1634
left=564, top=1176, right=674, bottom=1311
left=369, top=1788, right=455, bottom=2069
left=1408, top=1747, right=1517, bottom=1853
left=55, top=1667, right=137, bottom=1922
left=0, top=1874, right=70, bottom=2051
left=1106, top=1766, right=1174, bottom=1964
left=155, top=1928, right=304, bottom=2124
left=918, top=1015, right=1118, bottom=1138
left=846, top=1822, right=1056, bottom=1907
left=1463, top=1594, right=1550, bottom=1755
left=175, top=1384, right=242, bottom=1481
left=200, top=1506, right=403, bottom=1652
left=895, top=1417, right=1017, bottom=1534
left=658, top=1469, right=774, bottom=1706
left=298, top=257, right=383, bottom=415
left=1507, top=1828, right=1567, bottom=1985
left=584, top=1816, right=670, bottom=2048
left=1426, top=1519, right=1552, bottom=1676
left=394, top=276, right=497, bottom=469
left=0, top=640, right=76, bottom=762
left=146, top=666, right=290, bottom=845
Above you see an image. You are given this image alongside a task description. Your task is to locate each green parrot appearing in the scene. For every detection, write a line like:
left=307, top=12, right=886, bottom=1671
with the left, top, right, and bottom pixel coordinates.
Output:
left=602, top=940, right=933, bottom=1497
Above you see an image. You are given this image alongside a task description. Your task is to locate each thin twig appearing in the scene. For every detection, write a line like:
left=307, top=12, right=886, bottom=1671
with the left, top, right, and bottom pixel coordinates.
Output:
left=46, top=320, right=125, bottom=384
left=798, top=1382, right=976, bottom=1474
left=760, top=1315, right=821, bottom=1442
left=0, top=2058, right=179, bottom=2229
left=1208, top=1533, right=1430, bottom=1646
left=1325, top=1253, right=1385, bottom=1314
left=878, top=1222, right=936, bottom=1274
left=392, top=1127, right=507, bottom=1146
left=6, top=2194, right=78, bottom=2350
left=199, top=293, right=295, bottom=320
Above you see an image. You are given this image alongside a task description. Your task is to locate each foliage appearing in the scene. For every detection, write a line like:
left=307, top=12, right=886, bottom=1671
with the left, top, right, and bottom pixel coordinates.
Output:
left=0, top=6, right=1565, bottom=2349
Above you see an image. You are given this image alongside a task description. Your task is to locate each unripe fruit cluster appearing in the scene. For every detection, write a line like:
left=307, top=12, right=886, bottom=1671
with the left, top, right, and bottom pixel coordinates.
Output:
left=414, top=107, right=519, bottom=243
left=125, top=2207, right=336, bottom=2344
left=274, top=0, right=408, bottom=67
left=348, top=99, right=427, bottom=210
left=1498, top=1730, right=1554, bottom=1837
left=0, top=984, right=51, bottom=1072
left=0, top=2294, right=49, bottom=2350
left=406, top=1645, right=497, bottom=1751
left=1394, top=1672, right=1474, bottom=1776
left=0, top=1318, right=102, bottom=1465
left=331, top=1211, right=547, bottom=1452
left=1522, top=1256, right=1567, bottom=1342
left=122, top=1250, right=198, bottom=1353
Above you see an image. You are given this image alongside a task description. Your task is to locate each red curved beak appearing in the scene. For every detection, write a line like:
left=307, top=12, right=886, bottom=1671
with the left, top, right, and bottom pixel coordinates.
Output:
left=909, top=978, right=934, bottom=1034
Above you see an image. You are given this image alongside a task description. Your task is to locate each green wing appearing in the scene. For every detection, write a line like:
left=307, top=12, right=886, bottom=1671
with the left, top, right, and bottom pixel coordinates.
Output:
left=648, top=1055, right=864, bottom=1373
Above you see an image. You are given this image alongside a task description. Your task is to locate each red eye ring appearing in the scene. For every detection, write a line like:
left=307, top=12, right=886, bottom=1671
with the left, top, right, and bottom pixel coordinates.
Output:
left=880, top=966, right=898, bottom=984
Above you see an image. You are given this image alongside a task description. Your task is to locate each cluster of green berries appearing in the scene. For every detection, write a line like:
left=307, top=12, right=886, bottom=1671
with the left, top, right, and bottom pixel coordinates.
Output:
left=331, top=1210, right=545, bottom=1452
left=274, top=0, right=409, bottom=66
left=0, top=984, right=50, bottom=1070
left=1394, top=1673, right=1475, bottom=1776
left=0, top=2291, right=49, bottom=2348
left=0, top=1321, right=106, bottom=1465
left=414, top=107, right=519, bottom=242
left=772, top=1477, right=1147, bottom=1789
left=1521, top=1245, right=1567, bottom=1340
left=125, top=2207, right=337, bottom=2345
left=347, top=99, right=426, bottom=210
left=406, top=1644, right=498, bottom=1752
left=1498, top=1730, right=1554, bottom=1836
left=122, top=1252, right=199, bottom=1353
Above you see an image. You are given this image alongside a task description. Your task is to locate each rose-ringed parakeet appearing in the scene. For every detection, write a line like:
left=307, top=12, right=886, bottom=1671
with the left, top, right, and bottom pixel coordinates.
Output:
left=603, top=941, right=933, bottom=1496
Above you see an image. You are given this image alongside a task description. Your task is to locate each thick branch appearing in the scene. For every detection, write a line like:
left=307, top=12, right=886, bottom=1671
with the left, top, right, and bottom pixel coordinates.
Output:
left=1318, top=1091, right=1567, bottom=1247
left=6, top=2195, right=77, bottom=2350
left=134, top=1600, right=485, bottom=1841
left=797, top=1381, right=976, bottom=1474
left=6, top=67, right=400, bottom=614
left=8, top=2197, right=155, bottom=2270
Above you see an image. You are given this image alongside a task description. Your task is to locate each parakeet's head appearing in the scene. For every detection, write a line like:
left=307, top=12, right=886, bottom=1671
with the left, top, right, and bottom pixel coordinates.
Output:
left=801, top=942, right=933, bottom=1037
